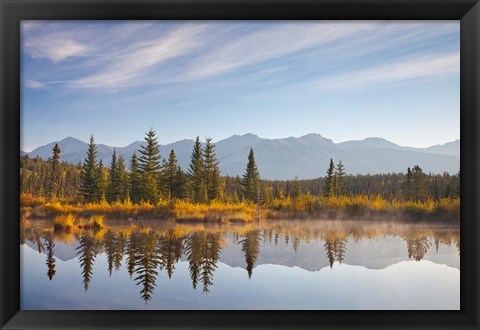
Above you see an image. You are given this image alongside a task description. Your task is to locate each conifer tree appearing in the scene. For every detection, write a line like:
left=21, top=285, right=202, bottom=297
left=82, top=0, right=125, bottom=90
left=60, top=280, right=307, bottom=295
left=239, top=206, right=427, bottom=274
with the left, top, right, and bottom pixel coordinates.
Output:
left=325, top=158, right=336, bottom=197
left=291, top=176, right=302, bottom=199
left=107, top=149, right=121, bottom=203
left=242, top=148, right=260, bottom=202
left=411, top=165, right=429, bottom=202
left=335, top=161, right=347, bottom=196
left=405, top=167, right=413, bottom=200
left=164, top=150, right=181, bottom=200
left=118, top=155, right=128, bottom=202
left=187, top=137, right=205, bottom=203
left=80, top=135, right=101, bottom=203
left=138, top=129, right=162, bottom=204
left=129, top=152, right=142, bottom=204
left=97, top=159, right=108, bottom=203
left=48, top=143, right=61, bottom=198
left=203, top=138, right=223, bottom=201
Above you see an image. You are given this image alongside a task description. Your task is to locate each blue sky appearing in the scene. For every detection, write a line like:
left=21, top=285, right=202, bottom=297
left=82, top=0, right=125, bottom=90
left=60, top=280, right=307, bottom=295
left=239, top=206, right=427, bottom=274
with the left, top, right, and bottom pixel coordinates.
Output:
left=21, top=20, right=460, bottom=151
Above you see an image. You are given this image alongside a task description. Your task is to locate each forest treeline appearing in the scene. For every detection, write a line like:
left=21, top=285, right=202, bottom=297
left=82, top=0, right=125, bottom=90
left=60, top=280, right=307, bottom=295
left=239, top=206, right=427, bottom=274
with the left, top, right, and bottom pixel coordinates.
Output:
left=21, top=129, right=460, bottom=205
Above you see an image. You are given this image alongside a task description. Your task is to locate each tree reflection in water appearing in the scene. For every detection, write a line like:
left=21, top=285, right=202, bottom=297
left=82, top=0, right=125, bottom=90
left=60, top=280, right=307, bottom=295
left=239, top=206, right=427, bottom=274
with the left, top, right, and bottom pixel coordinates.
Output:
left=239, top=230, right=261, bottom=279
left=21, top=220, right=460, bottom=303
left=44, top=231, right=56, bottom=280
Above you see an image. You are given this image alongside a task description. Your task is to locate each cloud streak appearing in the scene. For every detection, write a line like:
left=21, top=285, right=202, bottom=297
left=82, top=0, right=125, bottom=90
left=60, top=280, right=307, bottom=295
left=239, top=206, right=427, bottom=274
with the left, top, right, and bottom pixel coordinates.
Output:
left=178, top=22, right=378, bottom=81
left=25, top=37, right=89, bottom=63
left=309, top=51, right=459, bottom=91
left=26, top=80, right=46, bottom=89
left=69, top=25, right=206, bottom=89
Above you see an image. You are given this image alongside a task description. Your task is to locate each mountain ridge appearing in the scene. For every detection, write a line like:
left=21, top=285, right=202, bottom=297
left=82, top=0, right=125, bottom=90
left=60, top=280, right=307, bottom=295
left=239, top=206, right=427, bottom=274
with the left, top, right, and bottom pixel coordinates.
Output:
left=23, top=134, right=460, bottom=179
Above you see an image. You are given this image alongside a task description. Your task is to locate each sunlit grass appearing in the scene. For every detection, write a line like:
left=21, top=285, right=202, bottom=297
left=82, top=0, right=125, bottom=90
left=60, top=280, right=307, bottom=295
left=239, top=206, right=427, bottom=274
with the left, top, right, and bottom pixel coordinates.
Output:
left=22, top=193, right=459, bottom=222
left=53, top=214, right=76, bottom=231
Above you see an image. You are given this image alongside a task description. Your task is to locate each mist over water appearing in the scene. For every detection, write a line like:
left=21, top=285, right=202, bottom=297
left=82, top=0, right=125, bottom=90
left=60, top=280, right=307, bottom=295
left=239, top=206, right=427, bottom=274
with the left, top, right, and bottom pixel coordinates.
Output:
left=20, top=219, right=459, bottom=310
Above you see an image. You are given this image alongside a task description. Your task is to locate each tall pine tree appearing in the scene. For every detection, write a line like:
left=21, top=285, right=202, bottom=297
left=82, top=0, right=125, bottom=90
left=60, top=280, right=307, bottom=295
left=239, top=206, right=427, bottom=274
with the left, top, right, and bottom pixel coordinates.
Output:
left=187, top=137, right=205, bottom=203
left=242, top=148, right=260, bottom=202
left=107, top=149, right=121, bottom=203
left=138, top=129, right=162, bottom=204
left=325, top=158, right=336, bottom=197
left=164, top=150, right=182, bottom=200
left=48, top=143, right=61, bottom=198
left=80, top=135, right=101, bottom=203
left=129, top=152, right=142, bottom=204
left=203, top=138, right=223, bottom=201
left=335, top=161, right=347, bottom=196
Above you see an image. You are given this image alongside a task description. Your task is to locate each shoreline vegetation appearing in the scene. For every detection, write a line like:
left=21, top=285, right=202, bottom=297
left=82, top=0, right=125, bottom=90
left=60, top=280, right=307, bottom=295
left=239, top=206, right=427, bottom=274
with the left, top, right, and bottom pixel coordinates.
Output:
left=21, top=193, right=460, bottom=226
left=20, top=129, right=460, bottom=227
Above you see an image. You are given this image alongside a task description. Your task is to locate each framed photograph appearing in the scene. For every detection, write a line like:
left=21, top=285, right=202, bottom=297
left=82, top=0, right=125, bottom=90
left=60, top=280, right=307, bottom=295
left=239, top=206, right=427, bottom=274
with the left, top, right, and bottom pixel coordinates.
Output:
left=1, top=0, right=479, bottom=329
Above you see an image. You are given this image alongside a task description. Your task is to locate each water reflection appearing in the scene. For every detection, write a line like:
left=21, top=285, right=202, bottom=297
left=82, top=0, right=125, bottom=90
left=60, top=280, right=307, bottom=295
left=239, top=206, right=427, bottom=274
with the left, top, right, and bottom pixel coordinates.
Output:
left=21, top=220, right=460, bottom=306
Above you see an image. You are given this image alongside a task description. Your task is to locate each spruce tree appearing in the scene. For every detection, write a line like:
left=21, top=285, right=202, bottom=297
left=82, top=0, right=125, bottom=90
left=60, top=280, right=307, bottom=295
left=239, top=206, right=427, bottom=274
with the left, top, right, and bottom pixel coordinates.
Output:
left=107, top=149, right=120, bottom=203
left=138, top=129, right=162, bottom=204
left=203, top=138, right=223, bottom=201
left=242, top=148, right=260, bottom=202
left=80, top=135, right=101, bottom=203
left=164, top=150, right=180, bottom=200
left=335, top=161, right=347, bottom=196
left=118, top=155, right=128, bottom=202
left=187, top=137, right=205, bottom=203
left=325, top=158, right=336, bottom=197
left=97, top=159, right=108, bottom=203
left=48, top=143, right=61, bottom=198
left=129, top=152, right=142, bottom=204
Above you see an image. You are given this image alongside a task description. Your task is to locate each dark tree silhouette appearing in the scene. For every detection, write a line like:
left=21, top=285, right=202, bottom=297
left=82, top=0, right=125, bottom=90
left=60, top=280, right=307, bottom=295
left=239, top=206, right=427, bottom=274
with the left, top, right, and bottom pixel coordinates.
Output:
left=76, top=234, right=98, bottom=292
left=239, top=230, right=261, bottom=278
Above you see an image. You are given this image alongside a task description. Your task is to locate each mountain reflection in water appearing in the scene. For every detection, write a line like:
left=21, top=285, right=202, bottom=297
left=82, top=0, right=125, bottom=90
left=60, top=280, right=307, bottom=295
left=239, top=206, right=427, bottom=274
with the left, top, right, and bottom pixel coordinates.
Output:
left=20, top=219, right=460, bottom=310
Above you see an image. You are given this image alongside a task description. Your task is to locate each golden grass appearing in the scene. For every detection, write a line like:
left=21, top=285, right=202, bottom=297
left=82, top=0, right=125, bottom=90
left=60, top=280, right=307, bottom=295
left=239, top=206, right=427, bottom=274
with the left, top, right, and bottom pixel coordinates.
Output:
left=23, top=193, right=460, bottom=223
left=77, top=215, right=105, bottom=229
left=53, top=214, right=76, bottom=231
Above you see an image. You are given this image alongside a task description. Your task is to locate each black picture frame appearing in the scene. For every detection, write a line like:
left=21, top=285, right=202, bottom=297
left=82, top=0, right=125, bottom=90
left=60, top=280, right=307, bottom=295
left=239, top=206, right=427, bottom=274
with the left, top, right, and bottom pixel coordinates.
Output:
left=1, top=0, right=479, bottom=329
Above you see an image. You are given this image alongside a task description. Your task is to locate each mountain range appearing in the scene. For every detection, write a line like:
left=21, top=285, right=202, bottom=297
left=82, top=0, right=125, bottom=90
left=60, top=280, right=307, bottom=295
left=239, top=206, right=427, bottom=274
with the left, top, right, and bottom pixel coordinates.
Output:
left=22, top=134, right=460, bottom=179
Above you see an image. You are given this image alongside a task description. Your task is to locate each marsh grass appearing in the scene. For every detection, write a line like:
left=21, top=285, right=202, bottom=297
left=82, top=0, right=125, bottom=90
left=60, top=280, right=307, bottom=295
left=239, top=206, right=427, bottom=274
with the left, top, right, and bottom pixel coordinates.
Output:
left=24, top=193, right=459, bottom=223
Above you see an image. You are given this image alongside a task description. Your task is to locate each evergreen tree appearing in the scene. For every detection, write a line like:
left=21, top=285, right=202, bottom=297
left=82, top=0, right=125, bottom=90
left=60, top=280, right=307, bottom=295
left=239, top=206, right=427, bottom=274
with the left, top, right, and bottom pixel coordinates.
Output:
left=117, top=155, right=128, bottom=201
left=164, top=150, right=181, bottom=200
left=411, top=165, right=429, bottom=202
left=187, top=137, right=205, bottom=203
left=138, top=129, right=162, bottom=204
left=48, top=143, right=61, bottom=198
left=405, top=167, right=413, bottom=200
left=291, top=176, right=302, bottom=199
left=79, top=135, right=101, bottom=203
left=97, top=159, right=108, bottom=203
left=107, top=149, right=120, bottom=203
left=203, top=138, right=223, bottom=201
left=129, top=152, right=142, bottom=204
left=242, top=148, right=260, bottom=202
left=325, top=158, right=336, bottom=197
left=335, top=161, right=347, bottom=196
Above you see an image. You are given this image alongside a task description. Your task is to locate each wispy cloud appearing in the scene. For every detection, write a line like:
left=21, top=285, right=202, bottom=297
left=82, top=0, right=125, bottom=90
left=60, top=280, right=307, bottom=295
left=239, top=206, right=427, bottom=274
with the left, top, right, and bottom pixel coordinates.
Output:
left=179, top=22, right=377, bottom=81
left=25, top=37, right=89, bottom=63
left=25, top=79, right=47, bottom=89
left=21, top=21, right=459, bottom=93
left=309, top=51, right=459, bottom=91
left=70, top=25, right=206, bottom=89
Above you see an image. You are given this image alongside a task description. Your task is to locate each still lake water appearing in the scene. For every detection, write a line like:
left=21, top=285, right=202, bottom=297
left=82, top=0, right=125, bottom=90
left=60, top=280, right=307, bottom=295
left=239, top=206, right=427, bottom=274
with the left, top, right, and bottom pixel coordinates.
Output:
left=21, top=219, right=459, bottom=310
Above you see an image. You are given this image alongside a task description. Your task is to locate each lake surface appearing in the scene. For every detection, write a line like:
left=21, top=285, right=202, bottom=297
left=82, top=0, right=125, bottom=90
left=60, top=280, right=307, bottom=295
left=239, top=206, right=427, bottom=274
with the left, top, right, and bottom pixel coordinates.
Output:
left=20, top=219, right=460, bottom=310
